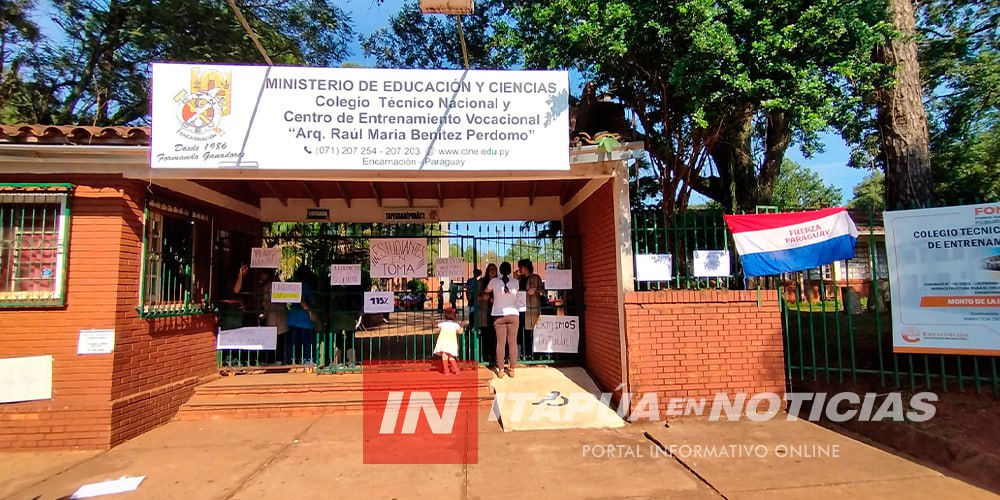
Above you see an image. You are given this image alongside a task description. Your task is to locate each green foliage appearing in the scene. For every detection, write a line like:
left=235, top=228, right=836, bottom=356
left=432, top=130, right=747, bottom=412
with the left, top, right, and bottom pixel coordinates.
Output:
left=848, top=171, right=886, bottom=211
left=506, top=0, right=891, bottom=213
left=0, top=0, right=40, bottom=121
left=407, top=279, right=429, bottom=294
left=919, top=0, right=1000, bottom=203
left=362, top=0, right=519, bottom=69
left=3, top=0, right=353, bottom=125
left=768, top=159, right=843, bottom=209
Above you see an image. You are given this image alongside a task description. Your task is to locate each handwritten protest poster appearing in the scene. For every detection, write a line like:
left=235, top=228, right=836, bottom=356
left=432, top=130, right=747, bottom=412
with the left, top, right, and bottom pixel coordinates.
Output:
left=370, top=238, right=427, bottom=278
left=251, top=247, right=281, bottom=268
left=271, top=282, right=302, bottom=303
left=533, top=315, right=580, bottom=353
left=364, top=291, right=395, bottom=313
left=434, top=257, right=465, bottom=278
left=330, top=264, right=362, bottom=286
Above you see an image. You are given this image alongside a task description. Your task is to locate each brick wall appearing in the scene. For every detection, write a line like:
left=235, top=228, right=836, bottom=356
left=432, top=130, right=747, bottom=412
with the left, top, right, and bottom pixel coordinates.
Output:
left=108, top=181, right=220, bottom=446
left=0, top=176, right=126, bottom=449
left=624, top=290, right=786, bottom=418
left=564, top=181, right=623, bottom=394
left=1, top=175, right=253, bottom=449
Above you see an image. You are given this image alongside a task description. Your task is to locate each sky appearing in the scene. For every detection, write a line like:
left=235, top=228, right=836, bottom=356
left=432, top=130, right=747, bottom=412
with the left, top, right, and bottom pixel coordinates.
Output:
left=31, top=0, right=868, bottom=201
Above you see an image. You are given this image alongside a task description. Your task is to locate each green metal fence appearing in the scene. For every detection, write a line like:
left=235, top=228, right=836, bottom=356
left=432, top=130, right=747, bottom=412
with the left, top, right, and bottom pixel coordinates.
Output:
left=631, top=208, right=738, bottom=290
left=630, top=206, right=1000, bottom=395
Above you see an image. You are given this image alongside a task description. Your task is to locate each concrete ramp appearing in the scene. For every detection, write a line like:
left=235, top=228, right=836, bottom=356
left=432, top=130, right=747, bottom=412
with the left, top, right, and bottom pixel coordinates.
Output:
left=490, top=366, right=626, bottom=432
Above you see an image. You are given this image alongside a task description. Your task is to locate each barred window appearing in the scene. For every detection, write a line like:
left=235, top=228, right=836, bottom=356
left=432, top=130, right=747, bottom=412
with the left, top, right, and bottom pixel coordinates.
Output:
left=0, top=185, right=71, bottom=307
left=141, top=201, right=213, bottom=317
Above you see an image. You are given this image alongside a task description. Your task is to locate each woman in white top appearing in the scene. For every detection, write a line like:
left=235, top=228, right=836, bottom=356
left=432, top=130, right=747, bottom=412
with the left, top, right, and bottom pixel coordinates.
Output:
left=486, top=261, right=521, bottom=377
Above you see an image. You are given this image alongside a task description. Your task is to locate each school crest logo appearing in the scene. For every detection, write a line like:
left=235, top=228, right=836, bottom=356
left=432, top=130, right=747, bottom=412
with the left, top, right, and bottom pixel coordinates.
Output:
left=172, top=68, right=232, bottom=140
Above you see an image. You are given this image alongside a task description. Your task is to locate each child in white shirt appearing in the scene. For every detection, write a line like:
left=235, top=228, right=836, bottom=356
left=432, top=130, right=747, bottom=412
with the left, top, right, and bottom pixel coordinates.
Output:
left=433, top=308, right=463, bottom=374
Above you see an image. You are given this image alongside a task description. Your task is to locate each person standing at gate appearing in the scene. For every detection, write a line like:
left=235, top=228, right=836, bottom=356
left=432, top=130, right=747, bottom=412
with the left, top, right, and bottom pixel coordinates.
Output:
left=518, top=259, right=544, bottom=358
left=233, top=265, right=288, bottom=365
left=286, top=265, right=318, bottom=366
left=433, top=308, right=463, bottom=375
left=487, top=262, right=520, bottom=378
left=477, top=264, right=497, bottom=366
left=466, top=269, right=481, bottom=312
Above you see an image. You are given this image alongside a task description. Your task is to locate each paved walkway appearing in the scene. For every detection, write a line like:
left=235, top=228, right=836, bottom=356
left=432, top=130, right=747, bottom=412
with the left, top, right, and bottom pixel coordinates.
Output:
left=1, top=413, right=996, bottom=499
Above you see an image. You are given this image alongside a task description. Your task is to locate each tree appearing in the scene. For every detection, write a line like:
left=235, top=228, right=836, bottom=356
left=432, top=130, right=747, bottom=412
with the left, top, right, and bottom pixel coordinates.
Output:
left=362, top=0, right=518, bottom=69
left=768, top=159, right=843, bottom=209
left=0, top=0, right=39, bottom=121
left=506, top=0, right=891, bottom=214
left=919, top=0, right=999, bottom=203
left=4, top=0, right=354, bottom=125
left=873, top=0, right=934, bottom=208
left=847, top=171, right=886, bottom=212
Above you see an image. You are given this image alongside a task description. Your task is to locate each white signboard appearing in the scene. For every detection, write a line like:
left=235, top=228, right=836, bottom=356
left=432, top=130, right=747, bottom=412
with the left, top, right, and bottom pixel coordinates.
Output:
left=434, top=257, right=465, bottom=278
left=271, top=281, right=303, bottom=303
left=693, top=250, right=731, bottom=278
left=544, top=269, right=572, bottom=290
left=0, top=355, right=53, bottom=403
left=516, top=291, right=527, bottom=312
left=217, top=326, right=278, bottom=350
left=370, top=238, right=427, bottom=278
left=78, top=329, right=115, bottom=354
left=150, top=63, right=569, bottom=171
left=330, top=264, right=362, bottom=286
left=884, top=203, right=1000, bottom=355
left=533, top=315, right=580, bottom=353
left=251, top=247, right=281, bottom=268
left=635, top=254, right=673, bottom=282
left=364, top=291, right=396, bottom=313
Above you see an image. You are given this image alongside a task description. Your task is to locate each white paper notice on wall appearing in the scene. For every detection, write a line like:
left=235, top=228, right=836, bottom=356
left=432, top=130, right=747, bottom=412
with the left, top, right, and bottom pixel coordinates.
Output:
left=250, top=247, right=281, bottom=268
left=329, top=264, right=362, bottom=286
left=544, top=269, right=572, bottom=290
left=217, top=327, right=278, bottom=350
left=271, top=282, right=302, bottom=303
left=693, top=250, right=731, bottom=278
left=635, top=254, right=673, bottom=282
left=78, top=329, right=115, bottom=355
left=533, top=315, right=580, bottom=353
left=0, top=355, right=53, bottom=403
left=434, top=257, right=465, bottom=278
left=364, top=291, right=395, bottom=313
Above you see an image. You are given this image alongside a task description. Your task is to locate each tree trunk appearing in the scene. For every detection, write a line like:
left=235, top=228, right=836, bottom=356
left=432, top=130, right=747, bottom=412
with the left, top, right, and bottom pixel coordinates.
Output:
left=874, top=0, right=933, bottom=209
left=708, top=104, right=755, bottom=213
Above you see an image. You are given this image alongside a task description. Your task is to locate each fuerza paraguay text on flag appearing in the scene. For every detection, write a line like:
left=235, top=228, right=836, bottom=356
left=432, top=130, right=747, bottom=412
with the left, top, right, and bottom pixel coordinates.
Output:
left=724, top=208, right=859, bottom=277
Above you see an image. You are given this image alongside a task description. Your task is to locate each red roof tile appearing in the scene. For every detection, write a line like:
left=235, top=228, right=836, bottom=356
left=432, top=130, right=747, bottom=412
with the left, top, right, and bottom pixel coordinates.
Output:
left=0, top=124, right=150, bottom=145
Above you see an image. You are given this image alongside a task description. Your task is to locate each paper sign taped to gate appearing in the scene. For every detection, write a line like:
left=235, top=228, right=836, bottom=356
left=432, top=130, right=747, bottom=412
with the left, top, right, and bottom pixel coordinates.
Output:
left=364, top=291, right=395, bottom=313
left=434, top=257, right=465, bottom=278
left=370, top=238, right=427, bottom=278
left=251, top=247, right=281, bottom=268
left=544, top=269, right=572, bottom=290
left=217, top=327, right=278, bottom=350
left=635, top=254, right=673, bottom=281
left=693, top=250, right=730, bottom=278
left=330, top=264, right=362, bottom=286
left=533, top=315, right=579, bottom=353
left=271, top=282, right=302, bottom=303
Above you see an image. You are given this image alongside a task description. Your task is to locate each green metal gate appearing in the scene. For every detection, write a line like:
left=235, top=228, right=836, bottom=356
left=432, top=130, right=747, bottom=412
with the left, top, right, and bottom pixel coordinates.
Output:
left=219, top=221, right=582, bottom=373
